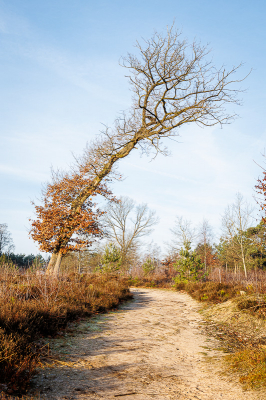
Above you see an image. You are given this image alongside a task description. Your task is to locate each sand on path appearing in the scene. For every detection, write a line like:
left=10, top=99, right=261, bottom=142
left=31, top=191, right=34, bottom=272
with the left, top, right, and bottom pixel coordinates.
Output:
left=30, top=288, right=265, bottom=400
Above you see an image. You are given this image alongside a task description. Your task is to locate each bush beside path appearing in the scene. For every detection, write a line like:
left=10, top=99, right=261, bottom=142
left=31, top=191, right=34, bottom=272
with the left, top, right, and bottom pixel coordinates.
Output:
left=27, top=288, right=264, bottom=400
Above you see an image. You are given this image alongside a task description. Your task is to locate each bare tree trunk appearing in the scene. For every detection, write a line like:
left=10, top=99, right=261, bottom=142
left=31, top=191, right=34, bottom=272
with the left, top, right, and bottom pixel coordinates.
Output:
left=239, top=228, right=247, bottom=278
left=218, top=268, right=221, bottom=283
left=48, top=135, right=144, bottom=272
left=221, top=193, right=253, bottom=282
left=241, top=251, right=247, bottom=278
left=204, top=243, right=207, bottom=272
left=78, top=251, right=81, bottom=274
left=53, top=251, right=63, bottom=276
left=46, top=253, right=57, bottom=274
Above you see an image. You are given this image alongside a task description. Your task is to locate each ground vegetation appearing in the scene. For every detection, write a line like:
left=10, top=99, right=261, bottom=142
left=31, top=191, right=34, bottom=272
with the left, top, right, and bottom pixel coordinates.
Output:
left=0, top=266, right=131, bottom=395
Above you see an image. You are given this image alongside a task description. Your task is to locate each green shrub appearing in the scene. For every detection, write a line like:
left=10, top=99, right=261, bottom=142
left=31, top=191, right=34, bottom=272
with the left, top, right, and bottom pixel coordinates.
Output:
left=174, top=242, right=204, bottom=282
left=142, top=258, right=156, bottom=275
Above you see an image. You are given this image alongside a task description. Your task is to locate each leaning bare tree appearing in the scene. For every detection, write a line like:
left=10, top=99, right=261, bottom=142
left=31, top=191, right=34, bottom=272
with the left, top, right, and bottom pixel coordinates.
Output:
left=39, top=26, right=245, bottom=273
left=103, top=196, right=158, bottom=270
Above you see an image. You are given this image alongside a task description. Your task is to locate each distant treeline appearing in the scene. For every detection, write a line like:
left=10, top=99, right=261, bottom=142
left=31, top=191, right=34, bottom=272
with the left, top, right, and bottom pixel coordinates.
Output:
left=0, top=252, right=46, bottom=268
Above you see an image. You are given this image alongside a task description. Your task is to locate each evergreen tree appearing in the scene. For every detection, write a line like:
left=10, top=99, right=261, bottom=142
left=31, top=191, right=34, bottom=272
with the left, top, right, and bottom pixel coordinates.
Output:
left=174, top=241, right=204, bottom=282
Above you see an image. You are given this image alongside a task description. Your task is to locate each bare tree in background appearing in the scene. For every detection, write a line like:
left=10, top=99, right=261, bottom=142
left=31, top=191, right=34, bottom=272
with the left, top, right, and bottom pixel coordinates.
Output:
left=40, top=25, right=245, bottom=273
left=142, top=241, right=162, bottom=274
left=197, top=219, right=213, bottom=271
left=221, top=193, right=254, bottom=278
left=0, top=223, right=14, bottom=255
left=103, top=196, right=159, bottom=270
left=170, top=216, right=196, bottom=252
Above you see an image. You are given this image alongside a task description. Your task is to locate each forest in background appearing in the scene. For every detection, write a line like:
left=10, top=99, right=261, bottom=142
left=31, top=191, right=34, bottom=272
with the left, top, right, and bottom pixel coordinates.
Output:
left=2, top=189, right=265, bottom=284
left=1, top=24, right=266, bottom=396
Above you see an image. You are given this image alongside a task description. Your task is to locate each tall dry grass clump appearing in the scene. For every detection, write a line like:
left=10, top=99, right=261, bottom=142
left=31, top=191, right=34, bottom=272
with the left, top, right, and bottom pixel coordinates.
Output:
left=0, top=265, right=132, bottom=395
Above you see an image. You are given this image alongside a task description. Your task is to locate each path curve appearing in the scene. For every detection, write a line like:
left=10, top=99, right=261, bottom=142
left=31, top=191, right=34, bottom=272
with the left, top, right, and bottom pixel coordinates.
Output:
left=30, top=288, right=264, bottom=399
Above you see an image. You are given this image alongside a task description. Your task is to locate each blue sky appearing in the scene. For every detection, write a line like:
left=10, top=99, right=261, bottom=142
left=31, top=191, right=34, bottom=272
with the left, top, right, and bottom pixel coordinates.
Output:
left=0, top=0, right=265, bottom=255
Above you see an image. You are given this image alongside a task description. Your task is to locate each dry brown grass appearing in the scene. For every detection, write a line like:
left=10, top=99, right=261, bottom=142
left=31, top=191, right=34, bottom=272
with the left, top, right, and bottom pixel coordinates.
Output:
left=226, top=346, right=266, bottom=388
left=128, top=274, right=174, bottom=288
left=129, top=266, right=266, bottom=389
left=175, top=281, right=247, bottom=303
left=0, top=266, right=132, bottom=395
left=0, top=394, right=35, bottom=400
left=128, top=266, right=176, bottom=288
left=175, top=272, right=266, bottom=389
left=201, top=292, right=266, bottom=389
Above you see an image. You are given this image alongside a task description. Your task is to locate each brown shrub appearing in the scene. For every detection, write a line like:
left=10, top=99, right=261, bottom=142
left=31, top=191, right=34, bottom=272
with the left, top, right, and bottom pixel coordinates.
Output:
left=236, top=297, right=266, bottom=319
left=179, top=281, right=247, bottom=303
left=0, top=267, right=131, bottom=394
left=128, top=270, right=175, bottom=289
left=226, top=346, right=266, bottom=388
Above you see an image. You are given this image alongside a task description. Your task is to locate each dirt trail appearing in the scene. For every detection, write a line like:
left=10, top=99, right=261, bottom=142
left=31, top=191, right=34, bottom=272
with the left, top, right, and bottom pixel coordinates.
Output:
left=30, top=288, right=265, bottom=399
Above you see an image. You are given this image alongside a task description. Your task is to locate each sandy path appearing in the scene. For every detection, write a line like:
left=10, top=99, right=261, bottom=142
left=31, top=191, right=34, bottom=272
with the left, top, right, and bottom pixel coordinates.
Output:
left=30, top=288, right=264, bottom=400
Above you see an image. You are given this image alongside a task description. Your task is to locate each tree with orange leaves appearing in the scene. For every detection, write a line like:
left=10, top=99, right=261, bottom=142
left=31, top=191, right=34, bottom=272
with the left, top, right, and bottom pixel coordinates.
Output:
left=30, top=169, right=113, bottom=275
left=31, top=26, right=244, bottom=272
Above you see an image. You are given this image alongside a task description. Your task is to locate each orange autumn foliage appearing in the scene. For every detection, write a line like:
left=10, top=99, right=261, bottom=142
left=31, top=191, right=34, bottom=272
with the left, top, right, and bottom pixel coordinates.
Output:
left=30, top=171, right=114, bottom=254
left=196, top=243, right=219, bottom=270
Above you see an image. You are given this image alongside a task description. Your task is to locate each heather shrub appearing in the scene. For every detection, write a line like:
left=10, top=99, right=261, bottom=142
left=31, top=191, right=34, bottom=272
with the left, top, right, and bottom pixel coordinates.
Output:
left=181, top=281, right=245, bottom=303
left=0, top=267, right=131, bottom=394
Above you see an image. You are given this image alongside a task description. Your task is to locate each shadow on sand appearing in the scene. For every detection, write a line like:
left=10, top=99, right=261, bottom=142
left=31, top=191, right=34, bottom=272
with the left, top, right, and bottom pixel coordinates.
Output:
left=29, top=289, right=157, bottom=399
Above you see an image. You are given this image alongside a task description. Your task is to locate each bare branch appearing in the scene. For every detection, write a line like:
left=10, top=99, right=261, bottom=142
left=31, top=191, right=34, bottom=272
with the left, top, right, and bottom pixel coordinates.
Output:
left=103, top=196, right=159, bottom=269
left=35, top=25, right=247, bottom=267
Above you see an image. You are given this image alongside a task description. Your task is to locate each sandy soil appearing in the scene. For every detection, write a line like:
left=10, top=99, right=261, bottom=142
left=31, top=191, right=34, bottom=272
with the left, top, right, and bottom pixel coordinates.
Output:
left=29, top=288, right=265, bottom=399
